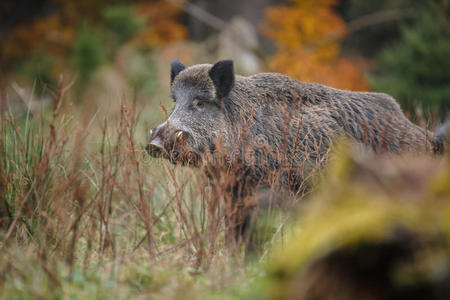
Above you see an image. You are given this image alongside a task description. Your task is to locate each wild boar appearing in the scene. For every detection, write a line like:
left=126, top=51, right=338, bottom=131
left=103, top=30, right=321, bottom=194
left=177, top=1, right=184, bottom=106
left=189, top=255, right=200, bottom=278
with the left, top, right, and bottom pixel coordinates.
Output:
left=147, top=60, right=445, bottom=241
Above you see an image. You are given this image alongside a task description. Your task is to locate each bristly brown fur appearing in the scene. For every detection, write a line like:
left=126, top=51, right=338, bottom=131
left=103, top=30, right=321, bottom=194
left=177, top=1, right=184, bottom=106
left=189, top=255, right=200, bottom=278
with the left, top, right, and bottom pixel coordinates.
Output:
left=148, top=61, right=439, bottom=242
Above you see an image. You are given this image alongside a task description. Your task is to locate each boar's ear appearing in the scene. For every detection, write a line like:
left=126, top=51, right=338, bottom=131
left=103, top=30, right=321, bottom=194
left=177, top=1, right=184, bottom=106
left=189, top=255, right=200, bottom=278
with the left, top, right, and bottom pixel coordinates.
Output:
left=170, top=60, right=186, bottom=85
left=209, top=60, right=235, bottom=100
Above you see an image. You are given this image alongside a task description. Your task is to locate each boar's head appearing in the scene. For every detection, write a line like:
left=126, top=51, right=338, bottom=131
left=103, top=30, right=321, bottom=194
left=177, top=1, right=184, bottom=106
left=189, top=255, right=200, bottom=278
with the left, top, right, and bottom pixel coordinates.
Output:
left=147, top=60, right=236, bottom=165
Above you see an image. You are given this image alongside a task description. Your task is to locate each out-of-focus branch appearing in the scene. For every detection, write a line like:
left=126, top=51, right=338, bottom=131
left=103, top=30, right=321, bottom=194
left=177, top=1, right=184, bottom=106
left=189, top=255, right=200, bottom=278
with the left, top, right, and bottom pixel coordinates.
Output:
left=161, top=2, right=417, bottom=58
left=300, top=8, right=418, bottom=52
left=347, top=8, right=416, bottom=34
left=163, top=0, right=226, bottom=31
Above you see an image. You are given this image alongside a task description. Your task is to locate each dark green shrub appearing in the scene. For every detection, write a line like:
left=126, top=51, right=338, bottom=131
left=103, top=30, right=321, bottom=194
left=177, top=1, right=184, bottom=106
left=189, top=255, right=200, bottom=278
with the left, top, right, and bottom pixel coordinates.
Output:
left=71, top=24, right=105, bottom=82
left=103, top=5, right=145, bottom=44
left=371, top=3, right=450, bottom=119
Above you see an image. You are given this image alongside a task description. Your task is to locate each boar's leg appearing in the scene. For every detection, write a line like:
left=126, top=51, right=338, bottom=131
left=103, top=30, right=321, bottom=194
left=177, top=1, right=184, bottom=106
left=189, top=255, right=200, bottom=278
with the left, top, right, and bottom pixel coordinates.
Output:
left=222, top=178, right=257, bottom=248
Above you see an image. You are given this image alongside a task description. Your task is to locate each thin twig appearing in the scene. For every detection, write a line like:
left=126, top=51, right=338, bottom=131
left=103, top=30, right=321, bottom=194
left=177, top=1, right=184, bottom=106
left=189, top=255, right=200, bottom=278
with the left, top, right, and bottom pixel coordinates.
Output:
left=164, top=0, right=226, bottom=31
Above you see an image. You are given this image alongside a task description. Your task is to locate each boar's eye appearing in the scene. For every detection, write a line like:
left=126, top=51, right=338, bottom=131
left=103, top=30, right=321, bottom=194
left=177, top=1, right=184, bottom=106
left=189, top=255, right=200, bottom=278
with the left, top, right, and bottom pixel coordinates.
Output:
left=192, top=99, right=205, bottom=109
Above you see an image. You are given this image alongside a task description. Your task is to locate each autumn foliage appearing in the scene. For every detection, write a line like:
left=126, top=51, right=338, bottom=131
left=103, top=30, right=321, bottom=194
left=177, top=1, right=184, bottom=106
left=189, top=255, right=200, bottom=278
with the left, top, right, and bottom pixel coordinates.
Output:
left=0, top=0, right=187, bottom=70
left=264, top=0, right=368, bottom=91
left=133, top=1, right=187, bottom=47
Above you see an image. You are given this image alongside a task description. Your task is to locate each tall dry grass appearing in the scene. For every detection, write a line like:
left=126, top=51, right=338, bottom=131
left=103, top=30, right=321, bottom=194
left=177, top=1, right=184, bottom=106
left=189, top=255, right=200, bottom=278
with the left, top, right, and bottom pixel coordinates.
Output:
left=1, top=76, right=444, bottom=299
left=0, top=78, right=296, bottom=298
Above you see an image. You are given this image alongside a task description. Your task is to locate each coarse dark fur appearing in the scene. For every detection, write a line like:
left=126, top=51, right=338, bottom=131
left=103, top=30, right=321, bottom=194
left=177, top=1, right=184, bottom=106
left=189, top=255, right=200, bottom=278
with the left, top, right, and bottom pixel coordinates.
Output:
left=147, top=60, right=444, bottom=242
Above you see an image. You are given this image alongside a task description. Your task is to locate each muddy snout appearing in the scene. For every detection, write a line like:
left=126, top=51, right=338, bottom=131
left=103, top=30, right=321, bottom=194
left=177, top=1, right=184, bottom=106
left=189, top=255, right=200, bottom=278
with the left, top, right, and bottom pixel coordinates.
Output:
left=146, top=127, right=190, bottom=161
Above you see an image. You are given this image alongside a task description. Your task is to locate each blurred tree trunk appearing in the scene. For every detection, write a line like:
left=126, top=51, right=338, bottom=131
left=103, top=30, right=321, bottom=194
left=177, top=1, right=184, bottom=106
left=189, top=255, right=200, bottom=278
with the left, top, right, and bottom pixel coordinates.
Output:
left=186, top=0, right=284, bottom=40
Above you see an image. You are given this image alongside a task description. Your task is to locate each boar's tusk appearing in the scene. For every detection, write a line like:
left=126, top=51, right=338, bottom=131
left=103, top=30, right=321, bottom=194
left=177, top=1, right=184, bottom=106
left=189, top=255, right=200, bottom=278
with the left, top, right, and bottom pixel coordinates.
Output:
left=176, top=131, right=184, bottom=142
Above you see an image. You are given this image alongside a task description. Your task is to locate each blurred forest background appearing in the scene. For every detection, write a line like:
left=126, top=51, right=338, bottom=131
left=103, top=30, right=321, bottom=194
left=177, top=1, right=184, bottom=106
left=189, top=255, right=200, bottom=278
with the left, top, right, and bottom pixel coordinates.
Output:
left=1, top=1, right=450, bottom=299
left=1, top=0, right=449, bottom=120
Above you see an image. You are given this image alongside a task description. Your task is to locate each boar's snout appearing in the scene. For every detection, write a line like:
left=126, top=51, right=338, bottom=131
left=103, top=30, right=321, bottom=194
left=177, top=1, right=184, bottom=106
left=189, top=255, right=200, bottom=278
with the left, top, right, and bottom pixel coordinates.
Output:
left=146, top=136, right=165, bottom=157
left=147, top=124, right=167, bottom=158
left=147, top=124, right=191, bottom=160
